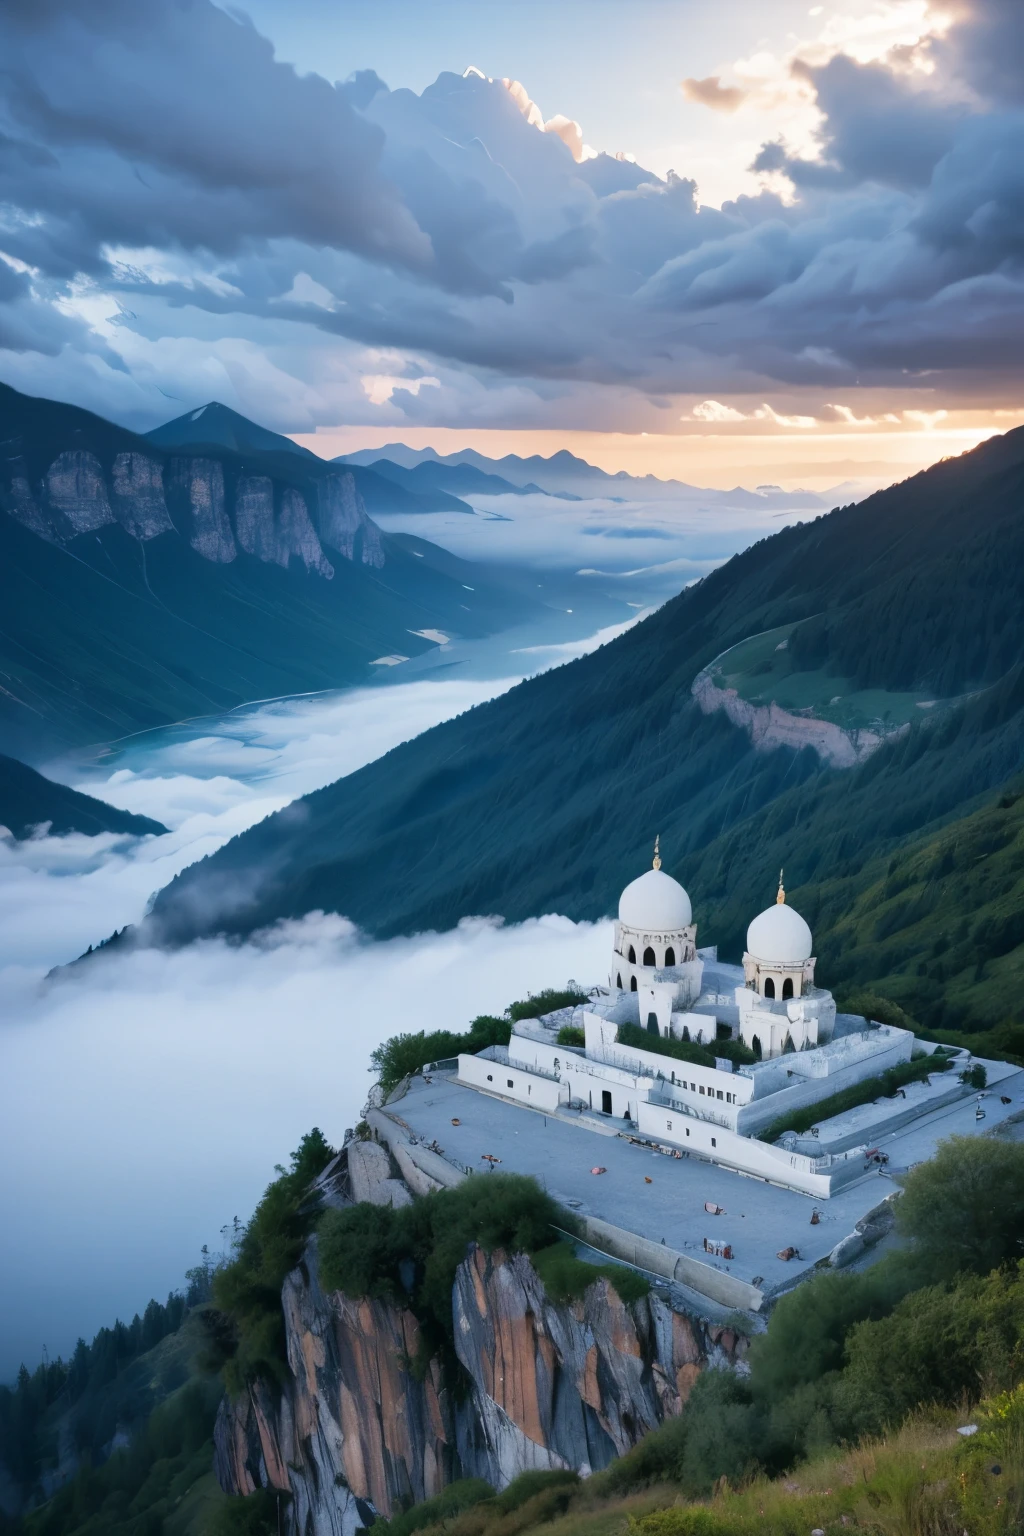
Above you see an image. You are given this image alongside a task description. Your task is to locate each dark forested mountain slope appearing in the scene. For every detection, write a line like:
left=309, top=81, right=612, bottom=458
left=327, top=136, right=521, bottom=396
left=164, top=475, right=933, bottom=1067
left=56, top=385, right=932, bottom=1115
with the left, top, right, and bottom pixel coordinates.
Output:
left=0, top=754, right=167, bottom=839
left=148, top=429, right=1024, bottom=1042
left=0, top=384, right=537, bottom=757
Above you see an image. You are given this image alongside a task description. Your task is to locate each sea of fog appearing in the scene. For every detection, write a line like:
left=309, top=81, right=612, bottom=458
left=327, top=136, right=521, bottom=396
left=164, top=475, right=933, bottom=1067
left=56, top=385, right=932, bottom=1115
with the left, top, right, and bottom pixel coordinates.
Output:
left=0, top=485, right=812, bottom=1378
left=0, top=626, right=624, bottom=1380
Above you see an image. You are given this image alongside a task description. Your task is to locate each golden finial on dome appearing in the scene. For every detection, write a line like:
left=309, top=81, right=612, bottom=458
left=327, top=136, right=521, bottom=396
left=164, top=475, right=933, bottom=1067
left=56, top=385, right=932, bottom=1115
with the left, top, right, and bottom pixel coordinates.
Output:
left=776, top=868, right=786, bottom=904
left=653, top=835, right=662, bottom=871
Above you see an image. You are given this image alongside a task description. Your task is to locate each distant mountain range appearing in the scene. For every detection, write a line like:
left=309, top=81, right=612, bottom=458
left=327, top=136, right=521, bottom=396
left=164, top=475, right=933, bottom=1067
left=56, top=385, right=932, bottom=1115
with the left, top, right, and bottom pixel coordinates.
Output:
left=341, top=441, right=834, bottom=511
left=0, top=387, right=548, bottom=757
left=149, top=427, right=1024, bottom=1050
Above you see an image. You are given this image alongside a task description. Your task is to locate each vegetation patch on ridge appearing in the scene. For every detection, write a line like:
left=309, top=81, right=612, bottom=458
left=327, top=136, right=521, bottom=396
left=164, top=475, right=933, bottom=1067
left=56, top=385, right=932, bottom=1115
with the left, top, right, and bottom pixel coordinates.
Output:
left=370, top=986, right=586, bottom=1099
left=757, top=1052, right=954, bottom=1142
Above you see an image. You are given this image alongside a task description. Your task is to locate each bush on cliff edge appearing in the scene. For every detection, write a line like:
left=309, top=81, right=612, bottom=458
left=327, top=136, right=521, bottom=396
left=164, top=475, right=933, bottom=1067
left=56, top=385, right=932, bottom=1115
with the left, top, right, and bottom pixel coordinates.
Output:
left=209, top=1129, right=335, bottom=1393
left=318, top=1172, right=574, bottom=1354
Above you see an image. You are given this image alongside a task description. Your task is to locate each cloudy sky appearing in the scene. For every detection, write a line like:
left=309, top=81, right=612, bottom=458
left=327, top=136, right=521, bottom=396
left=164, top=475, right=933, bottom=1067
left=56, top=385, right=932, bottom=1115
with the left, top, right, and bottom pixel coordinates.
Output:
left=1, top=0, right=1022, bottom=486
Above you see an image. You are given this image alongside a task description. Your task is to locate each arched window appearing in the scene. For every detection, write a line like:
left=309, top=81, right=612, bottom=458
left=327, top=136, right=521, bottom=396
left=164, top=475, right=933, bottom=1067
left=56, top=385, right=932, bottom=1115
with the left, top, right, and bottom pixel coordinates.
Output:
left=665, top=945, right=676, bottom=967
left=630, top=975, right=638, bottom=992
left=628, top=945, right=636, bottom=964
left=782, top=977, right=794, bottom=1000
left=616, top=972, right=623, bottom=989
left=764, top=976, right=776, bottom=999
left=643, top=946, right=656, bottom=966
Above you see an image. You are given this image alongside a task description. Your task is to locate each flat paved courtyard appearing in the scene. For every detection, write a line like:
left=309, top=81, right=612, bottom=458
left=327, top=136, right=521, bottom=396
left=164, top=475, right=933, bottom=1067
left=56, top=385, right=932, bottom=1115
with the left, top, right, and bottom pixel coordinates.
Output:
left=390, top=1065, right=1024, bottom=1298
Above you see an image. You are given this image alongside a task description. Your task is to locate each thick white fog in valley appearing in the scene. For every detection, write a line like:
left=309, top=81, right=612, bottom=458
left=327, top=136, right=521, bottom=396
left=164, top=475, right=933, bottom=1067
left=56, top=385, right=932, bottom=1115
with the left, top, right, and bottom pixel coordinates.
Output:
left=0, top=908, right=610, bottom=1381
left=0, top=629, right=627, bottom=1380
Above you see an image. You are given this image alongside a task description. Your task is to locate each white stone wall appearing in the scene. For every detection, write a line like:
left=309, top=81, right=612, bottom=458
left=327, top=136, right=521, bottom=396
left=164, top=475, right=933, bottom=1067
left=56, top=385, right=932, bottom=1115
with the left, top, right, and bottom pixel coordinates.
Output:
left=734, top=1028, right=914, bottom=1135
left=456, top=1052, right=562, bottom=1112
left=512, top=1031, right=645, bottom=1120
left=634, top=1099, right=864, bottom=1198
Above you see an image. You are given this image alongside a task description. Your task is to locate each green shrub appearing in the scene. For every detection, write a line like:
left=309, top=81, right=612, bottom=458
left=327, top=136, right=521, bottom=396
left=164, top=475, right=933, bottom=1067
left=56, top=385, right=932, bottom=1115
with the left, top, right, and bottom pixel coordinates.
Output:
left=895, top=1135, right=1024, bottom=1280
left=318, top=1174, right=572, bottom=1351
left=841, top=1263, right=1024, bottom=1428
left=507, top=987, right=586, bottom=1023
left=746, top=1256, right=918, bottom=1401
left=532, top=1241, right=649, bottom=1304
left=591, top=1412, right=689, bottom=1494
left=556, top=1024, right=586, bottom=1046
left=370, top=989, right=586, bottom=1099
left=758, top=1054, right=951, bottom=1142
left=616, top=1023, right=716, bottom=1070
left=491, top=1468, right=580, bottom=1513
left=207, top=1487, right=289, bottom=1535
left=960, top=1061, right=988, bottom=1088
left=371, top=1017, right=511, bottom=1100
left=375, top=1478, right=495, bottom=1536
left=211, top=1129, right=335, bottom=1391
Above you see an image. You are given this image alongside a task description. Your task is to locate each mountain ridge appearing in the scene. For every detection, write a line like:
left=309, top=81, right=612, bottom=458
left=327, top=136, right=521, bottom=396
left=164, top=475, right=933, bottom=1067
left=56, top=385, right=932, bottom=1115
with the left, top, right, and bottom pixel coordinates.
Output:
left=0, top=384, right=545, bottom=757
left=145, top=427, right=1024, bottom=1039
left=0, top=754, right=167, bottom=840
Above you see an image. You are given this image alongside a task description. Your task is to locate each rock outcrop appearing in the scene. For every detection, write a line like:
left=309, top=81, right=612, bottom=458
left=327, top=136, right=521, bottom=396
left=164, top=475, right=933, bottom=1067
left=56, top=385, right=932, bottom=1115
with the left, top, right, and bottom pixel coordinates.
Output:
left=174, top=457, right=237, bottom=563
left=1, top=446, right=385, bottom=579
left=214, top=1235, right=747, bottom=1535
left=45, top=450, right=114, bottom=535
left=317, top=472, right=385, bottom=568
left=235, top=476, right=334, bottom=577
left=691, top=665, right=902, bottom=769
left=110, top=452, right=174, bottom=539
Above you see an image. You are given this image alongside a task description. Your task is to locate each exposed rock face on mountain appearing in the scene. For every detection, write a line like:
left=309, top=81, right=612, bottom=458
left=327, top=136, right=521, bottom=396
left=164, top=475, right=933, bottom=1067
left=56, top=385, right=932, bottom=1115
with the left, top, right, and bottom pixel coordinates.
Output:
left=1, top=439, right=379, bottom=579
left=214, top=1237, right=746, bottom=1535
left=316, top=471, right=384, bottom=568
left=690, top=666, right=894, bottom=769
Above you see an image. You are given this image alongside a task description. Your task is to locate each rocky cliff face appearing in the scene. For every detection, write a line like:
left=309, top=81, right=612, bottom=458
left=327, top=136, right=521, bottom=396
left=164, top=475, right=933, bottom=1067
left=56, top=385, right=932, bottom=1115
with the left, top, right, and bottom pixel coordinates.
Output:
left=214, top=1237, right=746, bottom=1535
left=691, top=665, right=900, bottom=769
left=0, top=445, right=382, bottom=577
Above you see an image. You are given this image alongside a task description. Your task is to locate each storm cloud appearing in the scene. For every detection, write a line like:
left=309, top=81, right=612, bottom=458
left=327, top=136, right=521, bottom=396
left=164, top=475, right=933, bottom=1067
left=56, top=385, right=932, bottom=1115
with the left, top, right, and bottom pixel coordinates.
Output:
left=0, top=0, right=1021, bottom=430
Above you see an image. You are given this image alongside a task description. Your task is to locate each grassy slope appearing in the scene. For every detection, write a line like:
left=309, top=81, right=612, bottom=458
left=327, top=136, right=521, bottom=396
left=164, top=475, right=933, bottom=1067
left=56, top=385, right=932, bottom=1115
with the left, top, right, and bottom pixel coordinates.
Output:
left=149, top=429, right=1024, bottom=1041
left=0, top=755, right=167, bottom=839
left=398, top=1416, right=1016, bottom=1536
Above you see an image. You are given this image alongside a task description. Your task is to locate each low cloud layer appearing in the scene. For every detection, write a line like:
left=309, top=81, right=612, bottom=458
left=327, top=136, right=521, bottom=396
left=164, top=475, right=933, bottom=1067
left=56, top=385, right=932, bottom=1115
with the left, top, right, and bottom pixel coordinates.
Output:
left=0, top=0, right=1020, bottom=434
left=0, top=909, right=609, bottom=1379
left=0, top=648, right=628, bottom=1377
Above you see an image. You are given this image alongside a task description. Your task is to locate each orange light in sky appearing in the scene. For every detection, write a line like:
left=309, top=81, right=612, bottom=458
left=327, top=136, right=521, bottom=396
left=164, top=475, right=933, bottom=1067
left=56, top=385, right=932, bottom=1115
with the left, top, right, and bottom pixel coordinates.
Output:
left=292, top=413, right=1020, bottom=492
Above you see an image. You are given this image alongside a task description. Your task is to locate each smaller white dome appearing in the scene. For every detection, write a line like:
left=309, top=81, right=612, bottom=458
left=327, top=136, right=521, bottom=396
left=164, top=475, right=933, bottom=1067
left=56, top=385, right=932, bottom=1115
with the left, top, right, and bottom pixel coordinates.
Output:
left=619, top=867, right=692, bottom=932
left=746, top=901, right=813, bottom=965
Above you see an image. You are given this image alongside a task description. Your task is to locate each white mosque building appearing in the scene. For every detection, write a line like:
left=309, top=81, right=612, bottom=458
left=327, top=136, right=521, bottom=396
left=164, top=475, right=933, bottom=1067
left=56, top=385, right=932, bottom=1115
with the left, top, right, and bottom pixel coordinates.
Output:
left=455, top=843, right=942, bottom=1198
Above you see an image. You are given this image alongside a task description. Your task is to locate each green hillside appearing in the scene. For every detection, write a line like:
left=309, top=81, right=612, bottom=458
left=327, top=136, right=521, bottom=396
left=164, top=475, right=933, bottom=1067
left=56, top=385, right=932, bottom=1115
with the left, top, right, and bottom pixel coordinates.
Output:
left=0, top=755, right=167, bottom=840
left=149, top=429, right=1024, bottom=1041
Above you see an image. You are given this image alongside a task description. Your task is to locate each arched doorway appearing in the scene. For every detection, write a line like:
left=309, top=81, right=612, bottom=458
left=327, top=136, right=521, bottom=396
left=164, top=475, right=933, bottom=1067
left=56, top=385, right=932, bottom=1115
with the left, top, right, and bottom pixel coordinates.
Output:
left=783, top=1033, right=796, bottom=1054
left=630, top=976, right=637, bottom=992
left=664, top=945, right=676, bottom=966
left=646, top=1013, right=659, bottom=1035
left=782, top=977, right=794, bottom=999
left=751, top=1034, right=762, bottom=1059
left=616, top=972, right=622, bottom=989
left=643, top=946, right=656, bottom=966
left=628, top=945, right=636, bottom=964
left=764, top=977, right=776, bottom=999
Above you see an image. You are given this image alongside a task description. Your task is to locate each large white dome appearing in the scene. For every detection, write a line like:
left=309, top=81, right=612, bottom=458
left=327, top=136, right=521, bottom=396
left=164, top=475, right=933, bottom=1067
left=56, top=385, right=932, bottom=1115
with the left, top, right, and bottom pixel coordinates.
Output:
left=619, top=868, right=692, bottom=932
left=746, top=901, right=813, bottom=965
